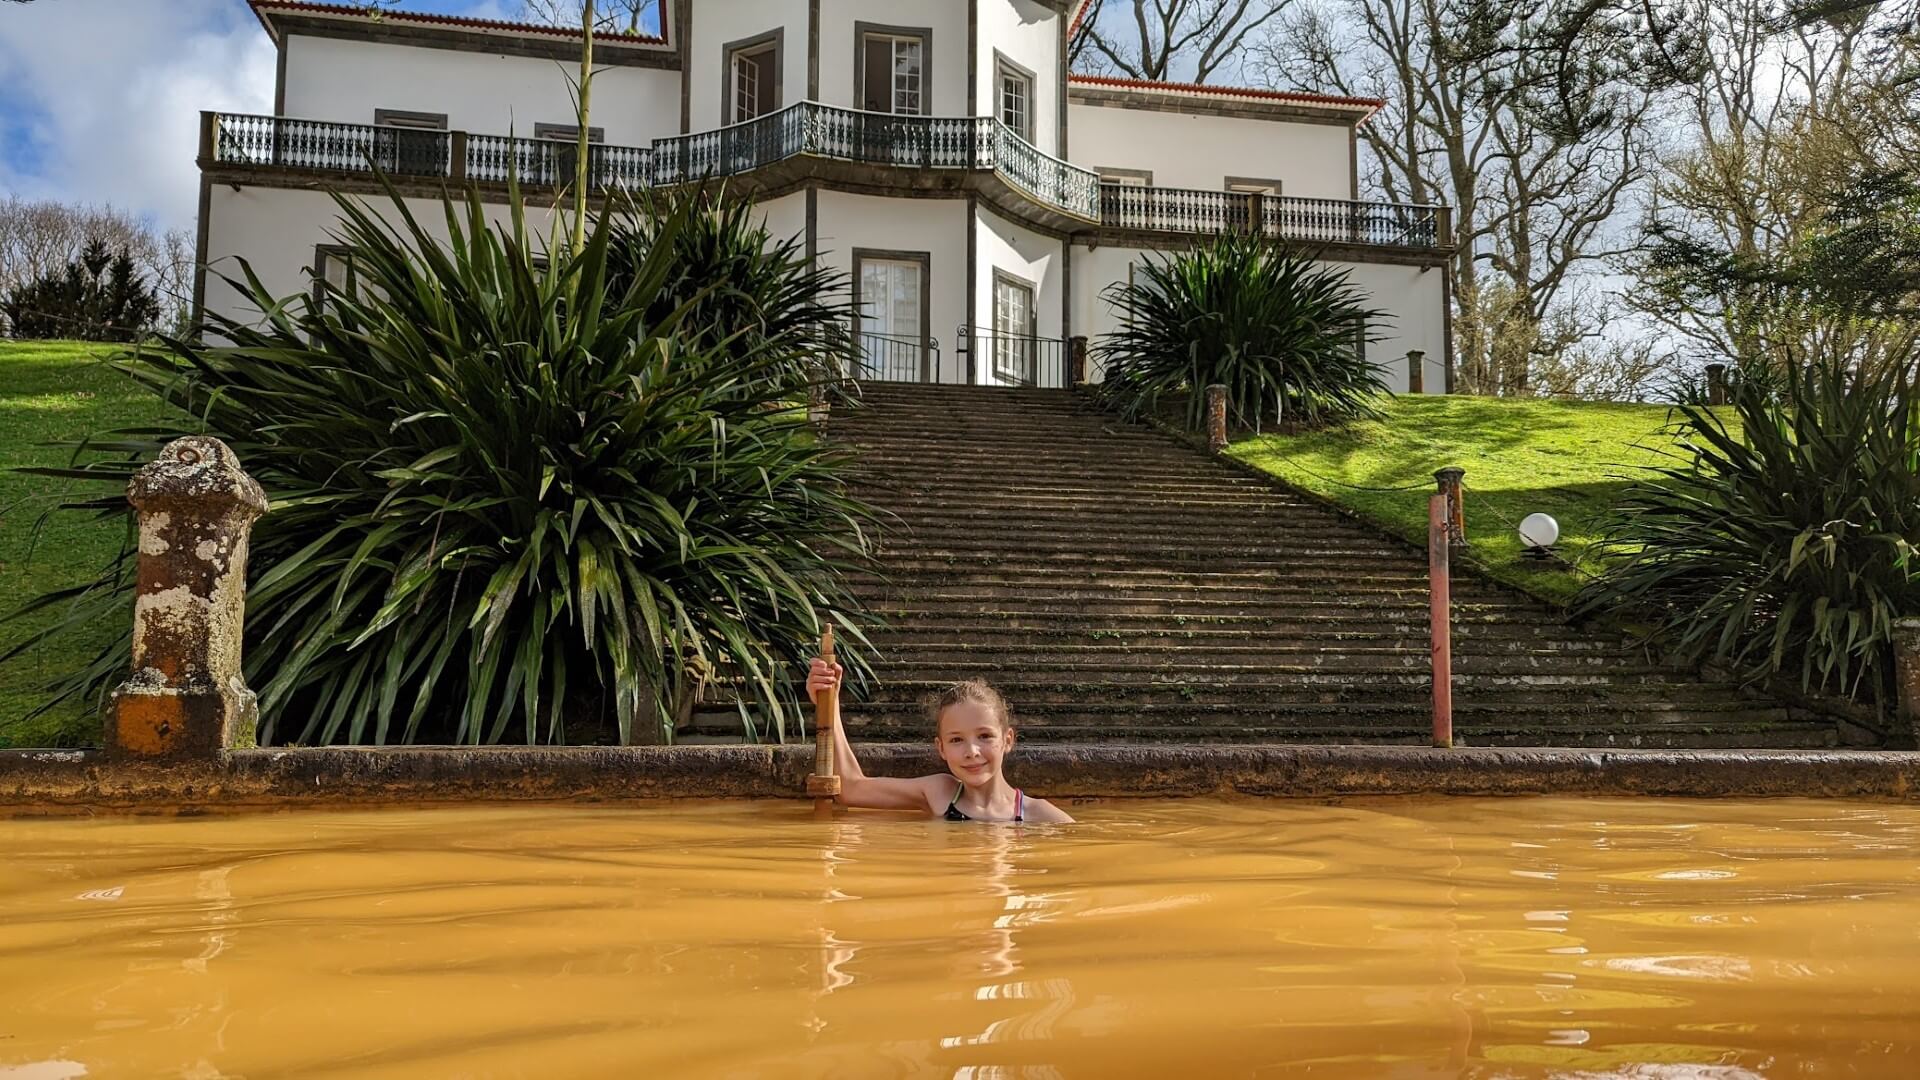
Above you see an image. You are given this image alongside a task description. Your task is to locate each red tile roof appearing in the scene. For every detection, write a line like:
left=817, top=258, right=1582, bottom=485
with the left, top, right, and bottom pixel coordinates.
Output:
left=1068, top=73, right=1383, bottom=113
left=248, top=1, right=669, bottom=46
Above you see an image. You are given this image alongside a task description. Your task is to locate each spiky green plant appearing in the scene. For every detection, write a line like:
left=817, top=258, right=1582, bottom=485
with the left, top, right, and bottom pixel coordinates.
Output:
left=606, top=186, right=858, bottom=388
left=1575, top=355, right=1920, bottom=713
left=4, top=184, right=876, bottom=745
left=1095, top=232, right=1388, bottom=429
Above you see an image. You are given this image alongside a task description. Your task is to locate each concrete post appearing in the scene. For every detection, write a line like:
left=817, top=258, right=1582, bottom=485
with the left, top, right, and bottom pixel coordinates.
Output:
left=1205, top=384, right=1229, bottom=454
left=1894, top=617, right=1920, bottom=748
left=1705, top=363, right=1729, bottom=406
left=1407, top=349, right=1426, bottom=394
left=1434, top=466, right=1465, bottom=544
left=1068, top=335, right=1089, bottom=387
left=107, top=437, right=269, bottom=759
left=448, top=130, right=469, bottom=182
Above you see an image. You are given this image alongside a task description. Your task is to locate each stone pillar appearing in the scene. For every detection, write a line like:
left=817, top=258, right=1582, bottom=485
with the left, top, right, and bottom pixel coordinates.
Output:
left=1434, top=466, right=1465, bottom=544
left=1068, top=336, right=1089, bottom=387
left=107, top=437, right=270, bottom=760
left=1407, top=349, right=1426, bottom=394
left=1205, top=384, right=1229, bottom=455
left=1705, top=363, right=1728, bottom=406
left=1895, top=617, right=1920, bottom=748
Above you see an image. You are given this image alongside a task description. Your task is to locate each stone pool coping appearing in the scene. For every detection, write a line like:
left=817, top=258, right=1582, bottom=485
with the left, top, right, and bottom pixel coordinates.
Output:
left=1, top=744, right=1916, bottom=814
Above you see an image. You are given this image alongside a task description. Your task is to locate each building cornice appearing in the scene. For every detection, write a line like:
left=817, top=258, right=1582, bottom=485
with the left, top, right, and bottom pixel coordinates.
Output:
left=249, top=1, right=679, bottom=68
left=1066, top=74, right=1380, bottom=127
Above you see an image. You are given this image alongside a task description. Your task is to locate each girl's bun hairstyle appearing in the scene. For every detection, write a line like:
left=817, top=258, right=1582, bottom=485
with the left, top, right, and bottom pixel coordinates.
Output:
left=927, top=678, right=1013, bottom=730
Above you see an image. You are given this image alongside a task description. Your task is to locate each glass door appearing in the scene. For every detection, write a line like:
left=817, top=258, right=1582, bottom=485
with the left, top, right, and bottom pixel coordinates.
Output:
left=857, top=256, right=926, bottom=382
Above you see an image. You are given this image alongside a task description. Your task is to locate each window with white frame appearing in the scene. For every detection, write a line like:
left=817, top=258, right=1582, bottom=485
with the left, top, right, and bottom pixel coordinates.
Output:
left=858, top=26, right=927, bottom=115
left=992, top=271, right=1037, bottom=385
left=996, top=54, right=1035, bottom=139
left=726, top=32, right=781, bottom=123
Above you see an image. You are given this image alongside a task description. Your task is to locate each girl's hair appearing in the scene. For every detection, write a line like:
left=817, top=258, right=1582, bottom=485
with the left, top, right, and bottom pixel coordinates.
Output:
left=927, top=678, right=1013, bottom=730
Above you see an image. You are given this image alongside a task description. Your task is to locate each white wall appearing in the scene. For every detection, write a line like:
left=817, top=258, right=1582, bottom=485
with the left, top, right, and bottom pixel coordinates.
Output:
left=281, top=35, right=679, bottom=147
left=754, top=191, right=807, bottom=248
left=976, top=0, right=1062, bottom=154
left=813, top=191, right=970, bottom=383
left=1067, top=102, right=1353, bottom=198
left=202, top=186, right=545, bottom=325
left=819, top=0, right=970, bottom=115
left=686, top=0, right=809, bottom=132
left=1070, top=243, right=1449, bottom=393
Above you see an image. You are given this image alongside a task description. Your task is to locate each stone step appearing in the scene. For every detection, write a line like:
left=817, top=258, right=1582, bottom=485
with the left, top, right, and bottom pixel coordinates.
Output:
left=855, top=567, right=1508, bottom=595
left=855, top=587, right=1543, bottom=614
left=868, top=518, right=1417, bottom=548
left=855, top=487, right=1322, bottom=512
left=852, top=676, right=1750, bottom=707
left=861, top=622, right=1629, bottom=650
left=871, top=537, right=1421, bottom=564
left=868, top=644, right=1659, bottom=672
left=831, top=698, right=1799, bottom=730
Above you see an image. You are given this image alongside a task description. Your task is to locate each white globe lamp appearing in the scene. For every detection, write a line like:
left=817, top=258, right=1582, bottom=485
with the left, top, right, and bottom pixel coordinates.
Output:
left=1518, top=513, right=1560, bottom=554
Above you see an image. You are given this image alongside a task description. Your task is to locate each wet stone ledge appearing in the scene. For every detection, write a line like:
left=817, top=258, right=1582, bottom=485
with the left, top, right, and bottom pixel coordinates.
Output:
left=1, top=744, right=1917, bottom=815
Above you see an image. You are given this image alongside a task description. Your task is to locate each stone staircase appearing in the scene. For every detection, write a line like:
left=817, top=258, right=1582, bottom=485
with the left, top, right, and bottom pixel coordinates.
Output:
left=812, top=382, right=1839, bottom=747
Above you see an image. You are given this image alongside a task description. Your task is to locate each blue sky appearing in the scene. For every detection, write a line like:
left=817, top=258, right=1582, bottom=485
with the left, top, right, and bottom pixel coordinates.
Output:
left=0, top=1, right=588, bottom=238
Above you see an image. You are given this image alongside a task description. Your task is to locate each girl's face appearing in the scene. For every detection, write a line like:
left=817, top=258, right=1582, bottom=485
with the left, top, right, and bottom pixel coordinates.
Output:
left=936, top=701, right=1015, bottom=787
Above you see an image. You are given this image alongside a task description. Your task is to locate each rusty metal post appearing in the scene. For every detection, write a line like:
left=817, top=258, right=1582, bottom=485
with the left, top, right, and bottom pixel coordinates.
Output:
left=1429, top=494, right=1454, bottom=749
left=1407, top=349, right=1426, bottom=394
left=1434, top=465, right=1465, bottom=544
left=1205, top=384, right=1229, bottom=454
left=107, top=437, right=269, bottom=759
left=1895, top=617, right=1920, bottom=749
left=1705, top=363, right=1728, bottom=406
left=1068, top=335, right=1089, bottom=387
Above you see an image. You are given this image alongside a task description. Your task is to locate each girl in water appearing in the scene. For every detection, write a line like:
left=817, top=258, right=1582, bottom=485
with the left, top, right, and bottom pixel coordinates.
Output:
left=806, top=659, right=1074, bottom=823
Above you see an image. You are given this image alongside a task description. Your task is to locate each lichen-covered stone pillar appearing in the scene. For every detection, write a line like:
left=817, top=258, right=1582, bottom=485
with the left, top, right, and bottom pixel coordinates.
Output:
left=1068, top=336, right=1089, bottom=387
left=1407, top=350, right=1426, bottom=394
left=107, top=437, right=269, bottom=759
left=1205, top=384, right=1229, bottom=454
left=1894, top=617, right=1920, bottom=748
left=1705, top=363, right=1729, bottom=406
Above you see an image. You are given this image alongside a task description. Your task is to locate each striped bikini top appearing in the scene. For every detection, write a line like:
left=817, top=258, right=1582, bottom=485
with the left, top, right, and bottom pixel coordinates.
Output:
left=945, top=782, right=1024, bottom=822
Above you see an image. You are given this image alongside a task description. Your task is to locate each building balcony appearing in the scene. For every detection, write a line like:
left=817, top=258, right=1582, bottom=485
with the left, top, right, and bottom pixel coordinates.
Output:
left=202, top=108, right=1450, bottom=253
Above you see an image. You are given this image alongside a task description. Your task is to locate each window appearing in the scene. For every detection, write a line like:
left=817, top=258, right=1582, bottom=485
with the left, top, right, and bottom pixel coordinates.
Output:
left=724, top=31, right=782, bottom=123
left=1097, top=168, right=1153, bottom=187
left=996, top=53, right=1036, bottom=140
left=857, top=24, right=929, bottom=115
left=853, top=250, right=929, bottom=382
left=992, top=271, right=1037, bottom=385
left=312, top=244, right=354, bottom=302
left=372, top=109, right=449, bottom=176
left=532, top=123, right=606, bottom=187
left=1225, top=177, right=1283, bottom=195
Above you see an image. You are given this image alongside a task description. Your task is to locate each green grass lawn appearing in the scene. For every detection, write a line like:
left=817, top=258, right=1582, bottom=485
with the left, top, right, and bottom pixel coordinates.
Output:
left=0, top=340, right=173, bottom=748
left=1228, top=394, right=1729, bottom=606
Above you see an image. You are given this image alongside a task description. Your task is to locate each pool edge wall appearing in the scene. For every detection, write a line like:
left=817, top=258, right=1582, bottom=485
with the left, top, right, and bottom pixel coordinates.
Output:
left=2, top=744, right=1917, bottom=814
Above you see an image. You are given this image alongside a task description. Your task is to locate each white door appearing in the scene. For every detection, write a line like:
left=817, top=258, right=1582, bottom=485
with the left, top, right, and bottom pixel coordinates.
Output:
left=992, top=276, right=1036, bottom=385
left=858, top=257, right=925, bottom=382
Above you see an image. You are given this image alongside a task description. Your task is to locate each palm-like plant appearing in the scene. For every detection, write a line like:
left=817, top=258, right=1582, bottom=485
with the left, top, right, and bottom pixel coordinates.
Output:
left=1575, top=355, right=1920, bottom=711
left=1095, top=232, right=1388, bottom=429
left=6, top=184, right=876, bottom=745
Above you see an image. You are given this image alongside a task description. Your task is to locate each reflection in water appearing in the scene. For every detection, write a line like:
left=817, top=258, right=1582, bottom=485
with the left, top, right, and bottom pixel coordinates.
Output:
left=2, top=797, right=1919, bottom=1078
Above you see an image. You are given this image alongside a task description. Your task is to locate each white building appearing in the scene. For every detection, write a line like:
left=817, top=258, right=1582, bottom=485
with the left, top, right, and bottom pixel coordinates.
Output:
left=198, top=0, right=1454, bottom=391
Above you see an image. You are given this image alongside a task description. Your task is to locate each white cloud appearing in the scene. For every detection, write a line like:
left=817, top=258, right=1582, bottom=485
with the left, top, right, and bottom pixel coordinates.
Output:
left=0, top=0, right=275, bottom=236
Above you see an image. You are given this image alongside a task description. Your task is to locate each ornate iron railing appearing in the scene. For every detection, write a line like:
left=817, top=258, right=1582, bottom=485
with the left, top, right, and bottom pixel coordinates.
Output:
left=211, top=108, right=1101, bottom=222
left=959, top=326, right=1069, bottom=389
left=1098, top=184, right=1445, bottom=249
left=209, top=113, right=1445, bottom=246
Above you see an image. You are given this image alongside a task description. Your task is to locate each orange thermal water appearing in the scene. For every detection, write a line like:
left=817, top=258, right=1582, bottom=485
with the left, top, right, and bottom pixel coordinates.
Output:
left=2, top=797, right=1918, bottom=1078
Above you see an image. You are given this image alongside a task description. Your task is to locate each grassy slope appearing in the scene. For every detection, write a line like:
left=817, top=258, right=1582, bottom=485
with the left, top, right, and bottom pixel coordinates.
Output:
left=0, top=340, right=171, bottom=748
left=1228, top=394, right=1726, bottom=606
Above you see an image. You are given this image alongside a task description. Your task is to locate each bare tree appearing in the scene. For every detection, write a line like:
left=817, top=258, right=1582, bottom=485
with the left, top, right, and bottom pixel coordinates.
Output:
left=1260, top=0, right=1683, bottom=394
left=1070, top=0, right=1292, bottom=83
left=521, top=0, right=654, bottom=35
left=0, top=196, right=192, bottom=333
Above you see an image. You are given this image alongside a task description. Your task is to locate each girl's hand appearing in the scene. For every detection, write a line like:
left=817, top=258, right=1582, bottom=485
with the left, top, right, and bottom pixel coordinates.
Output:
left=807, top=658, right=843, bottom=703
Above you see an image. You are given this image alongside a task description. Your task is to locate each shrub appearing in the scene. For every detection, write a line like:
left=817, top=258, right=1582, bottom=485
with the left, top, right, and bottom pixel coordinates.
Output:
left=1574, top=356, right=1920, bottom=713
left=5, top=185, right=876, bottom=745
left=1094, top=232, right=1388, bottom=429
left=2, top=238, right=160, bottom=341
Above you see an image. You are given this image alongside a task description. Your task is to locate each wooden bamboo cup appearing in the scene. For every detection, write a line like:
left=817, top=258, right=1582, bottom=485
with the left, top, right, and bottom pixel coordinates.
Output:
left=807, top=625, right=841, bottom=812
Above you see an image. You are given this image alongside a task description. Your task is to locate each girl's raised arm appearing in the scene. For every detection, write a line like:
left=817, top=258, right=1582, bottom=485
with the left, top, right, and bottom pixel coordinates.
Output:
left=808, top=658, right=941, bottom=813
